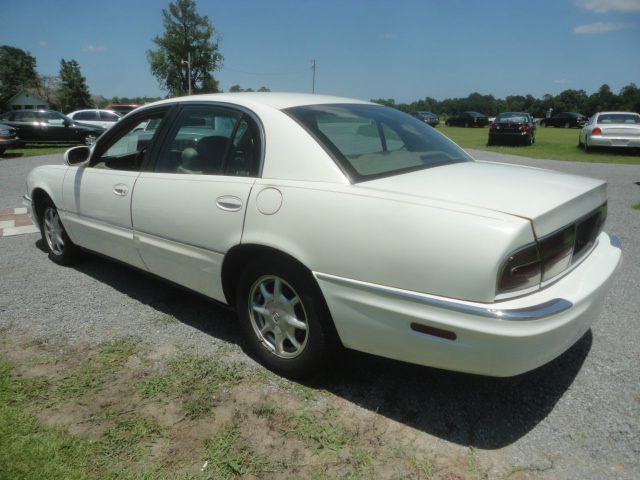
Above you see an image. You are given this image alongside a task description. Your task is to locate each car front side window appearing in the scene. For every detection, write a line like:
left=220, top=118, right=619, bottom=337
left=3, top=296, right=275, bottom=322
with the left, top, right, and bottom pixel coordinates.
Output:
left=91, top=111, right=167, bottom=171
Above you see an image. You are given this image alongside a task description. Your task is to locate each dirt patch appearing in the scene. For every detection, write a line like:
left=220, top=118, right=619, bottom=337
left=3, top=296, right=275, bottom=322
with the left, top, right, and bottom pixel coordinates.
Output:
left=0, top=327, right=533, bottom=479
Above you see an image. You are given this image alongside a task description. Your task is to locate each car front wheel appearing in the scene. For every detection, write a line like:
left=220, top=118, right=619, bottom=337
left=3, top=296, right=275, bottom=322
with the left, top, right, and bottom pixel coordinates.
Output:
left=39, top=199, right=80, bottom=265
left=236, top=257, right=338, bottom=378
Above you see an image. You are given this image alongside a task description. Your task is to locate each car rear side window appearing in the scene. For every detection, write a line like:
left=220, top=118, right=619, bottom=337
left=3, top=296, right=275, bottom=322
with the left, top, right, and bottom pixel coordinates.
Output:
left=75, top=111, right=99, bottom=121
left=286, top=104, right=471, bottom=182
left=154, top=106, right=260, bottom=177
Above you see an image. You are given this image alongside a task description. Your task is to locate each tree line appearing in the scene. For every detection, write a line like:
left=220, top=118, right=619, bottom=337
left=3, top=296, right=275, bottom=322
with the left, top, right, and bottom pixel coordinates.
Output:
left=372, top=83, right=640, bottom=118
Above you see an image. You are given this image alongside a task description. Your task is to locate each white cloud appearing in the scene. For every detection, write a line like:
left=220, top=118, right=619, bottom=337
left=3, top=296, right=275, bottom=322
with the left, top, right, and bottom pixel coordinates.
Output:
left=576, top=0, right=640, bottom=13
left=573, top=21, right=633, bottom=33
left=382, top=33, right=397, bottom=40
left=82, top=44, right=107, bottom=53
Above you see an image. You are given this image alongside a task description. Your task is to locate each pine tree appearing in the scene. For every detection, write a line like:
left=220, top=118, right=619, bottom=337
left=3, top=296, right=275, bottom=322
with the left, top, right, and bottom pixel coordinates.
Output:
left=56, top=59, right=94, bottom=112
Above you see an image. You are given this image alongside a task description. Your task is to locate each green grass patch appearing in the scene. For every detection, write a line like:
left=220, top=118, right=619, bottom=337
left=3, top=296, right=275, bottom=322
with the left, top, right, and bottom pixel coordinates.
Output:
left=137, top=354, right=243, bottom=418
left=1, top=144, right=69, bottom=159
left=437, top=124, right=640, bottom=164
left=633, top=202, right=640, bottom=210
left=201, top=426, right=277, bottom=479
left=294, top=409, right=351, bottom=454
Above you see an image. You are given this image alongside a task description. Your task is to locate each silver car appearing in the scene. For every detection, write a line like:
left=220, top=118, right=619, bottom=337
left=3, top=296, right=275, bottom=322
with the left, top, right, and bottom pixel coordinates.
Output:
left=579, top=111, right=640, bottom=152
left=66, top=109, right=122, bottom=129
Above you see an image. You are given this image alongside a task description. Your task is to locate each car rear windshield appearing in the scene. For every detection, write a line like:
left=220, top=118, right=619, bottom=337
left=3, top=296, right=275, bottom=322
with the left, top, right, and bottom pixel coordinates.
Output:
left=286, top=104, right=472, bottom=182
left=598, top=113, right=640, bottom=124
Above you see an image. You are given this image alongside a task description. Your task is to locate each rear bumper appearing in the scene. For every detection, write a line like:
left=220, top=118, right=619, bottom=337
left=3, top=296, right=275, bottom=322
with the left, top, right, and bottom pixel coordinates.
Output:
left=0, top=137, right=20, bottom=149
left=315, top=232, right=622, bottom=377
left=588, top=135, right=640, bottom=148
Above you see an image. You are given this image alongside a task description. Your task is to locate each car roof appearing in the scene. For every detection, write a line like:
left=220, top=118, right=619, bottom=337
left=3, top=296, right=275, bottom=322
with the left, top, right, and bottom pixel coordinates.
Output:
left=595, top=111, right=640, bottom=115
left=145, top=92, right=374, bottom=111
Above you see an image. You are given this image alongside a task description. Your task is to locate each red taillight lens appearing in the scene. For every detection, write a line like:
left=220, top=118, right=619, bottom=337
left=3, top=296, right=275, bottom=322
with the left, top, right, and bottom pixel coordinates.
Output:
left=592, top=127, right=602, bottom=135
left=490, top=124, right=498, bottom=130
left=498, top=243, right=541, bottom=293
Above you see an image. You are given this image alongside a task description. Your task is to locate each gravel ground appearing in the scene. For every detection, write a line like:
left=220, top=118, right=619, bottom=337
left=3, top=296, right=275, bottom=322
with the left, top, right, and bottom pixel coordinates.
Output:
left=1, top=151, right=639, bottom=479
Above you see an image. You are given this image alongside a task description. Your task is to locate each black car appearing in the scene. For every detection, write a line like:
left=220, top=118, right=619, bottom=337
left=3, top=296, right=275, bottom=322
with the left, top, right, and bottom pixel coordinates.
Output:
left=540, top=112, right=587, bottom=128
left=445, top=111, right=489, bottom=127
left=488, top=112, right=536, bottom=146
left=0, top=123, right=20, bottom=154
left=0, top=110, right=105, bottom=146
left=410, top=111, right=439, bottom=127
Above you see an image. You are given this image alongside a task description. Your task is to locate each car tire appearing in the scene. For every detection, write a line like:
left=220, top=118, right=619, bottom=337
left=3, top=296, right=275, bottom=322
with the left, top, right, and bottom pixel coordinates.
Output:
left=540, top=120, right=547, bottom=128
left=81, top=134, right=97, bottom=146
left=236, top=257, right=339, bottom=379
left=564, top=122, right=571, bottom=129
left=0, top=147, right=5, bottom=155
left=464, top=122, right=470, bottom=128
left=39, top=198, right=81, bottom=265
left=584, top=139, right=591, bottom=153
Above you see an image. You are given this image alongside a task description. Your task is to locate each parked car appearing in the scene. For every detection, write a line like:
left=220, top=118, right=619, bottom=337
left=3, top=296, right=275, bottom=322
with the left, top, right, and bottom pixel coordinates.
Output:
left=488, top=112, right=536, bottom=145
left=0, top=123, right=20, bottom=154
left=0, top=110, right=105, bottom=146
left=23, top=93, right=621, bottom=379
left=67, top=109, right=122, bottom=129
left=578, top=111, right=640, bottom=152
left=410, top=111, right=439, bottom=127
left=445, top=111, right=489, bottom=127
left=104, top=104, right=142, bottom=116
left=540, top=112, right=587, bottom=128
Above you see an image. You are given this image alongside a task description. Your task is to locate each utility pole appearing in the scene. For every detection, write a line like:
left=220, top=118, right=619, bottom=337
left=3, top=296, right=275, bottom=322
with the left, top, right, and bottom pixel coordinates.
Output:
left=311, top=59, right=316, bottom=94
left=182, top=51, right=192, bottom=96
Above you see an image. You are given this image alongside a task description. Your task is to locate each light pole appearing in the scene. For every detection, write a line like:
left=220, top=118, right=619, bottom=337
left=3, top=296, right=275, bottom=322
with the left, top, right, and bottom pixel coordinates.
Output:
left=182, top=51, right=192, bottom=96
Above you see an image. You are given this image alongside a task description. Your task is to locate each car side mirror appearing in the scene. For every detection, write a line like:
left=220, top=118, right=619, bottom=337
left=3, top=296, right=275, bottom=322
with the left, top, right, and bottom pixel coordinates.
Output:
left=64, top=146, right=91, bottom=166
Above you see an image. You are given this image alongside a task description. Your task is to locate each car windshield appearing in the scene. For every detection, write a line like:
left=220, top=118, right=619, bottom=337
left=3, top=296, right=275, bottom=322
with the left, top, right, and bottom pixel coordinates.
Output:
left=286, top=104, right=472, bottom=181
left=598, top=113, right=640, bottom=124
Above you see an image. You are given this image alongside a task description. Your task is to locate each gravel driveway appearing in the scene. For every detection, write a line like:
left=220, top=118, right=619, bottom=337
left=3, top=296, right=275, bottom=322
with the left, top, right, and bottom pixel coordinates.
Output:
left=1, top=151, right=638, bottom=479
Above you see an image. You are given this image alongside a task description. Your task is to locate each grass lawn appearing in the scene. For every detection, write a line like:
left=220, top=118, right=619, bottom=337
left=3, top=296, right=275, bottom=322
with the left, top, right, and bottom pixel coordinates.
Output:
left=436, top=124, right=640, bottom=164
left=1, top=144, right=70, bottom=160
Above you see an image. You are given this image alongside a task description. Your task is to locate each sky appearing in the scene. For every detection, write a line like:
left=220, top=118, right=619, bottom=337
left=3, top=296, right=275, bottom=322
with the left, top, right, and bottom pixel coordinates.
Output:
left=2, top=0, right=640, bottom=103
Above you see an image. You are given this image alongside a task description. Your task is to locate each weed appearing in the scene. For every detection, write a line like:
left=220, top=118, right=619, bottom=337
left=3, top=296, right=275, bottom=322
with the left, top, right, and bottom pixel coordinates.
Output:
left=100, top=416, right=161, bottom=459
left=154, top=314, right=180, bottom=326
left=294, top=409, right=350, bottom=454
left=136, top=353, right=243, bottom=418
left=467, top=447, right=489, bottom=480
left=202, top=426, right=277, bottom=479
left=632, top=202, right=640, bottom=210
left=253, top=402, right=276, bottom=418
left=98, top=338, right=141, bottom=368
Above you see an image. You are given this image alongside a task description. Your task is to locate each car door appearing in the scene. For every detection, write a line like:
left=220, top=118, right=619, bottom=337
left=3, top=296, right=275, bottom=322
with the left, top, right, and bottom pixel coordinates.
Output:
left=131, top=104, right=261, bottom=301
left=39, top=111, right=70, bottom=141
left=61, top=107, right=172, bottom=268
left=10, top=110, right=40, bottom=141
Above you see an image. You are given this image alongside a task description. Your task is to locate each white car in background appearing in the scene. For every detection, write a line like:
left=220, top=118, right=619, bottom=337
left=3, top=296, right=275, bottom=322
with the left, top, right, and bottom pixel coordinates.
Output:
left=66, top=109, right=122, bottom=129
left=579, top=111, right=640, bottom=152
left=24, top=93, right=621, bottom=379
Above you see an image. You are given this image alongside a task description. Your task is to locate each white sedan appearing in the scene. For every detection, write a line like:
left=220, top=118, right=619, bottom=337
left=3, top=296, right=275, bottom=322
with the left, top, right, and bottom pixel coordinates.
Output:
left=579, top=111, right=640, bottom=151
left=24, top=93, right=622, bottom=378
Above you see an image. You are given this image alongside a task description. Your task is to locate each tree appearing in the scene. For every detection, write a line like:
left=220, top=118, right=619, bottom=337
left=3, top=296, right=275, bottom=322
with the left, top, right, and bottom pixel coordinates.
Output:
left=147, top=0, right=223, bottom=96
left=56, top=59, right=94, bottom=112
left=0, top=45, right=40, bottom=110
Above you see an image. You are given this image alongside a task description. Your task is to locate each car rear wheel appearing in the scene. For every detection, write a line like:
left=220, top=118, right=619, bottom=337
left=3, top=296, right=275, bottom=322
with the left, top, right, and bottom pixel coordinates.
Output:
left=39, top=199, right=80, bottom=265
left=236, top=257, right=338, bottom=379
left=81, top=134, right=97, bottom=146
left=540, top=120, right=547, bottom=127
left=564, top=122, right=571, bottom=129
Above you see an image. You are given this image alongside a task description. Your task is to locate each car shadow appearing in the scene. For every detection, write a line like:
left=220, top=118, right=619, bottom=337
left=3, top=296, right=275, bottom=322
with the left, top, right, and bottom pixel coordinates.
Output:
left=59, top=248, right=590, bottom=450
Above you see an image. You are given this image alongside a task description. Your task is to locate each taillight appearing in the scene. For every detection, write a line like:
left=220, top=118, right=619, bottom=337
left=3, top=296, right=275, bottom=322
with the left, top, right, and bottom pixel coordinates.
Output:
left=498, top=243, right=541, bottom=293
left=539, top=225, right=575, bottom=280
left=519, top=125, right=530, bottom=132
left=592, top=127, right=602, bottom=135
left=490, top=124, right=498, bottom=131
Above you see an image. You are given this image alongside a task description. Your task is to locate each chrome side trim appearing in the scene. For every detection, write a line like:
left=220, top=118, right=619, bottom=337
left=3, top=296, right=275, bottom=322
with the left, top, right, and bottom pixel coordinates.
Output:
left=314, top=272, right=573, bottom=321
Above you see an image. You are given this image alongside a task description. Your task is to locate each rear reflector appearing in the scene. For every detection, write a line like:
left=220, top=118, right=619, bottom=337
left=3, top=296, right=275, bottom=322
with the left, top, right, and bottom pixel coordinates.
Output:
left=410, top=323, right=457, bottom=340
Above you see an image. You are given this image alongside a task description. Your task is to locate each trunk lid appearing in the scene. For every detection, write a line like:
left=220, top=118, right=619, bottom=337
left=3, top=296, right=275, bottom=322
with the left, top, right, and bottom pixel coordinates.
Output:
left=356, top=160, right=606, bottom=237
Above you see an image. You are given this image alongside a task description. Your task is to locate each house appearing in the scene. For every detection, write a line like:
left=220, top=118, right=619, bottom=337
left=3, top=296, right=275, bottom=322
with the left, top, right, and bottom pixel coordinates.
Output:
left=5, top=89, right=49, bottom=111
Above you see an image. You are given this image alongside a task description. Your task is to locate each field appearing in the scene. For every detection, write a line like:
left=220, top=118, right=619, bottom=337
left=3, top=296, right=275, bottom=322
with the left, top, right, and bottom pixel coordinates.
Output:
left=436, top=123, right=640, bottom=164
left=1, top=144, right=69, bottom=159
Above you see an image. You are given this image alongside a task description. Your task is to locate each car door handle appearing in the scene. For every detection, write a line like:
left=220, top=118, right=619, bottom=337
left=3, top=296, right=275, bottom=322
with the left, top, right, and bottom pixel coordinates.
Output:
left=113, top=184, right=129, bottom=196
left=216, top=195, right=243, bottom=212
